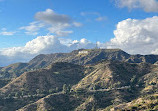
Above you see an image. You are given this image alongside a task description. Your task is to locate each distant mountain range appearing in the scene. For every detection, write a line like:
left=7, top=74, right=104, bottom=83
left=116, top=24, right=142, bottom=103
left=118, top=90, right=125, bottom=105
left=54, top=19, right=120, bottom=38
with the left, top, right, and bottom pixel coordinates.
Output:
left=1, top=49, right=158, bottom=79
left=0, top=49, right=158, bottom=110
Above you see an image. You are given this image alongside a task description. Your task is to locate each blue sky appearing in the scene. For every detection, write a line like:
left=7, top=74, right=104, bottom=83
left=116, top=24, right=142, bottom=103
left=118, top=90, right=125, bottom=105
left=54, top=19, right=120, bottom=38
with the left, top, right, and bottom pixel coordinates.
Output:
left=1, top=0, right=158, bottom=66
left=0, top=0, right=157, bottom=48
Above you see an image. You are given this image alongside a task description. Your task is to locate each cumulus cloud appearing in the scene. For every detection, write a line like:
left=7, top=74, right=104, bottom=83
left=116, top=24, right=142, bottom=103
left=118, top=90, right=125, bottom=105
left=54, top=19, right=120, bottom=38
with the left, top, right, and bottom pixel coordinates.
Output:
left=0, top=35, right=96, bottom=66
left=20, top=9, right=82, bottom=37
left=70, top=38, right=96, bottom=50
left=107, top=16, right=158, bottom=54
left=1, top=35, right=66, bottom=56
left=116, top=0, right=158, bottom=12
left=0, top=35, right=64, bottom=66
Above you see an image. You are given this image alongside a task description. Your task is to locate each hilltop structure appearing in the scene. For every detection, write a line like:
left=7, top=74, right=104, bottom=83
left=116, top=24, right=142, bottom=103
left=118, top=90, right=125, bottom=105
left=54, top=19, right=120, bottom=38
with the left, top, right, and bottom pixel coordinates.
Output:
left=78, top=50, right=88, bottom=54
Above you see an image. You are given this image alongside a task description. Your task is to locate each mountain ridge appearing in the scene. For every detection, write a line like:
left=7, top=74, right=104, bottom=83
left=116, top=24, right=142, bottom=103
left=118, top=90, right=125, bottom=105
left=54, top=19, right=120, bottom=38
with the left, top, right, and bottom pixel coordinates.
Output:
left=1, top=48, right=158, bottom=79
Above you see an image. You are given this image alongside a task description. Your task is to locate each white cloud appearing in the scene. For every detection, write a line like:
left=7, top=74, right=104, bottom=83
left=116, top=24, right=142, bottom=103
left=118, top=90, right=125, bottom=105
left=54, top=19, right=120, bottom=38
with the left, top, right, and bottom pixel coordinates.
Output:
left=25, top=32, right=38, bottom=36
left=0, top=28, right=16, bottom=36
left=152, top=49, right=158, bottom=54
left=36, top=9, right=81, bottom=37
left=47, top=22, right=72, bottom=36
left=54, top=30, right=73, bottom=37
left=20, top=9, right=82, bottom=37
left=35, top=9, right=71, bottom=24
left=69, top=38, right=96, bottom=50
left=0, top=35, right=96, bottom=66
left=0, top=31, right=15, bottom=36
left=73, top=22, right=83, bottom=27
left=107, top=16, right=158, bottom=54
left=116, top=0, right=158, bottom=12
left=19, top=22, right=44, bottom=35
left=1, top=35, right=65, bottom=56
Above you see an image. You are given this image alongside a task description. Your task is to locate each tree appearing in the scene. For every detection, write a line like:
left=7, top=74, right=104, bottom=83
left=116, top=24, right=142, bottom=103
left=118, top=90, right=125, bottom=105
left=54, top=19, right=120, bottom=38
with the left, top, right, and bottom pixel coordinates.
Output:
left=21, top=91, right=24, bottom=97
left=15, top=92, right=20, bottom=98
left=92, top=106, right=95, bottom=111
left=92, top=85, right=96, bottom=90
left=36, top=89, right=40, bottom=95
left=56, top=87, right=59, bottom=92
left=150, top=82, right=156, bottom=85
left=62, top=84, right=71, bottom=94
left=67, top=84, right=71, bottom=93
left=130, top=75, right=137, bottom=86
left=49, top=89, right=55, bottom=94
left=8, top=94, right=12, bottom=98
left=62, top=84, right=67, bottom=94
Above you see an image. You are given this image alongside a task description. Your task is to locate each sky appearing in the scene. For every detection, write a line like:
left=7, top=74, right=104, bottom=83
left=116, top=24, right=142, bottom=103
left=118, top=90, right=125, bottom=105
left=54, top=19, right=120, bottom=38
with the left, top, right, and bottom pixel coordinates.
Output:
left=0, top=0, right=158, bottom=66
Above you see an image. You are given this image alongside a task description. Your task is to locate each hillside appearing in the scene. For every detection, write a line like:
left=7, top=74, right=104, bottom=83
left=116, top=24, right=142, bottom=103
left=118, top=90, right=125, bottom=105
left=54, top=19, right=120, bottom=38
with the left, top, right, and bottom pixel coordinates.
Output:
left=17, top=93, right=82, bottom=111
left=110, top=93, right=158, bottom=111
left=0, top=62, right=85, bottom=95
left=0, top=62, right=87, bottom=111
left=1, top=49, right=158, bottom=79
left=16, top=61, right=158, bottom=111
left=72, top=61, right=152, bottom=91
left=0, top=79, right=11, bottom=88
left=0, top=63, right=28, bottom=78
left=0, top=59, right=157, bottom=111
